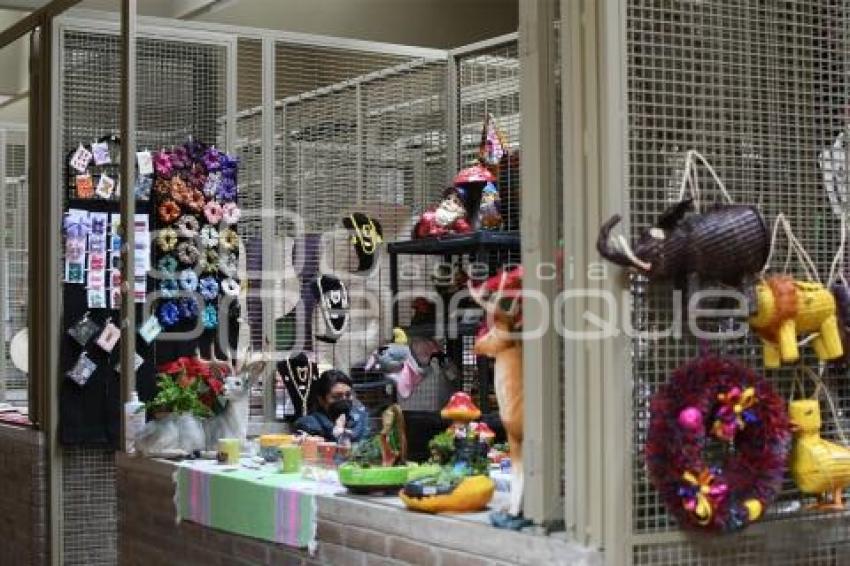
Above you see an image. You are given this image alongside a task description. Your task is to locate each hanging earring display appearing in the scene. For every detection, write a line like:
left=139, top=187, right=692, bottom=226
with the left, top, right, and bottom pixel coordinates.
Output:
left=138, top=315, right=162, bottom=344
left=66, top=352, right=98, bottom=387
left=67, top=313, right=101, bottom=346
left=91, top=141, right=111, bottom=166
left=137, top=150, right=154, bottom=176
left=69, top=144, right=93, bottom=173
left=96, top=319, right=121, bottom=353
left=114, top=352, right=144, bottom=374
left=96, top=174, right=117, bottom=199
left=75, top=174, right=95, bottom=199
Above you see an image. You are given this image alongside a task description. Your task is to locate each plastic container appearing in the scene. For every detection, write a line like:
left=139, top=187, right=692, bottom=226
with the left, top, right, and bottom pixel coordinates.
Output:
left=123, top=391, right=146, bottom=454
left=259, top=434, right=293, bottom=462
left=280, top=444, right=303, bottom=473
left=218, top=438, right=240, bottom=465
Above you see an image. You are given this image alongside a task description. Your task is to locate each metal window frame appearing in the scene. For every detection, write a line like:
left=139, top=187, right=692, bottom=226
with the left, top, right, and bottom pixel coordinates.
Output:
left=559, top=0, right=630, bottom=559
left=517, top=0, right=563, bottom=528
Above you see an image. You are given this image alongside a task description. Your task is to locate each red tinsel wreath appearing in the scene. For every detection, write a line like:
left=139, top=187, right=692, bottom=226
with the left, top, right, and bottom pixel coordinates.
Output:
left=645, top=354, right=790, bottom=532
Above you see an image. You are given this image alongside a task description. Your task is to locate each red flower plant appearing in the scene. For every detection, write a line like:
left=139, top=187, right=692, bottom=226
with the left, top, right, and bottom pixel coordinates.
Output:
left=157, top=356, right=228, bottom=415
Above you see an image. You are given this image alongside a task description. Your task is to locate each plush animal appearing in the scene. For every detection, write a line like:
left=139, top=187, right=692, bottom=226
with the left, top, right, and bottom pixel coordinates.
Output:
left=789, top=399, right=850, bottom=509
left=748, top=276, right=843, bottom=368
left=365, top=328, right=424, bottom=398
left=470, top=268, right=524, bottom=519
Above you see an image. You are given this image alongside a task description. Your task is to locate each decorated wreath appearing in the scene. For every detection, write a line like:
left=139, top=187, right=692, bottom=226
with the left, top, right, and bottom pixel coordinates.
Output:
left=645, top=354, right=790, bottom=532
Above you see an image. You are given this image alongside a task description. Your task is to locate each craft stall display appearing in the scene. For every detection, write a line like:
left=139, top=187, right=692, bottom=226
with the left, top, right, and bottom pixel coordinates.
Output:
left=151, top=142, right=241, bottom=332
left=126, top=114, right=522, bottom=548
left=60, top=137, right=243, bottom=448
left=594, top=150, right=850, bottom=534
left=61, top=135, right=156, bottom=446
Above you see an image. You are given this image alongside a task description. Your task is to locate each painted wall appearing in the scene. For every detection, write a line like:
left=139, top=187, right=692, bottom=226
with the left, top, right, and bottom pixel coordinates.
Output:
left=0, top=9, right=29, bottom=97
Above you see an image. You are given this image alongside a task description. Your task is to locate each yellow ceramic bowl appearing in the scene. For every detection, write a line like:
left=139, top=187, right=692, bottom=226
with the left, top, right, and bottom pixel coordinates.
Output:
left=399, top=475, right=495, bottom=514
left=259, top=434, right=294, bottom=447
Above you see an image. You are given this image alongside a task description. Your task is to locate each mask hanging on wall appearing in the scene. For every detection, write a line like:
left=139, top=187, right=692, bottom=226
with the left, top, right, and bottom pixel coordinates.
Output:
left=342, top=213, right=383, bottom=275
left=312, top=274, right=349, bottom=344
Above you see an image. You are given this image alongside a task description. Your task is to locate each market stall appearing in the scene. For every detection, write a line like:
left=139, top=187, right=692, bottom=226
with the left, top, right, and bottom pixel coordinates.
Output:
left=44, top=8, right=553, bottom=564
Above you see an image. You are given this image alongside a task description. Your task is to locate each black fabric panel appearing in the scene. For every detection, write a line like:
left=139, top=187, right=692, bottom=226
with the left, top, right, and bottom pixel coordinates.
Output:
left=59, top=196, right=238, bottom=448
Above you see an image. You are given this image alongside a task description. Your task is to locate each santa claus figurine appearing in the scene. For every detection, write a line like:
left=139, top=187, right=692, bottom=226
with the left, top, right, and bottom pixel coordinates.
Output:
left=414, top=187, right=472, bottom=238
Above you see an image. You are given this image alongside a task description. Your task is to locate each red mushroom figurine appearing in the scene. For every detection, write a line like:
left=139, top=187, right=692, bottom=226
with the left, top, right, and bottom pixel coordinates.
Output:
left=472, top=422, right=496, bottom=445
left=441, top=392, right=482, bottom=423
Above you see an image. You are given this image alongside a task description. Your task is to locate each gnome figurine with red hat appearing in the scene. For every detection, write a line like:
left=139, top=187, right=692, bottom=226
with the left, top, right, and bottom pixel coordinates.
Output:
left=413, top=114, right=508, bottom=238
left=414, top=187, right=473, bottom=238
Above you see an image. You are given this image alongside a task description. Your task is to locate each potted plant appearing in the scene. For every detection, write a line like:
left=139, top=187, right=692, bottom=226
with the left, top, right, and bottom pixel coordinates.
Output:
left=134, top=356, right=227, bottom=458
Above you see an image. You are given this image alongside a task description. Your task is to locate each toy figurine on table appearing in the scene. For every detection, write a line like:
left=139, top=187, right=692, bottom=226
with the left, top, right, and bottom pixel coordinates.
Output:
left=400, top=392, right=495, bottom=514
left=338, top=404, right=438, bottom=493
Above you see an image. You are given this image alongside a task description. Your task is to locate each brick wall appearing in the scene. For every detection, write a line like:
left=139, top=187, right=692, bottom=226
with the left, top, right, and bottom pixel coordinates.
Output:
left=0, top=423, right=48, bottom=566
left=117, top=455, right=601, bottom=566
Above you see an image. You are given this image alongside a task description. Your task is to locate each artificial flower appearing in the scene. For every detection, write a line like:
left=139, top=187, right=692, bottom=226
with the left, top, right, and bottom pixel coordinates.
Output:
left=202, top=304, right=218, bottom=329
left=203, top=146, right=223, bottom=171
left=158, top=301, right=180, bottom=327
left=217, top=176, right=237, bottom=202
left=154, top=150, right=173, bottom=178
left=199, top=276, right=219, bottom=300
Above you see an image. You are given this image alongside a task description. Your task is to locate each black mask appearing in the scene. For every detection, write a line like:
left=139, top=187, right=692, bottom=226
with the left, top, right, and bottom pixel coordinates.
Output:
left=328, top=399, right=353, bottom=420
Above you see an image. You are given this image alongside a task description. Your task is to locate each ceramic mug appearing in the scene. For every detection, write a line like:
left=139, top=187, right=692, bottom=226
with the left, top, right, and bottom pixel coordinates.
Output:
left=217, top=438, right=240, bottom=465
left=280, top=444, right=303, bottom=473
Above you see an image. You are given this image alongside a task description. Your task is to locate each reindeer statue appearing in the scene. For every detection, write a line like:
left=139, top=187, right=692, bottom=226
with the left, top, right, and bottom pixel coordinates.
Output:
left=203, top=344, right=268, bottom=450
left=469, top=267, right=525, bottom=526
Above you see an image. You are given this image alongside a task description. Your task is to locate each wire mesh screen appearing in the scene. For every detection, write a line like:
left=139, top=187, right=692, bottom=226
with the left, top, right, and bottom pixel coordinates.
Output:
left=456, top=40, right=521, bottom=231
left=234, top=38, right=266, bottom=418
left=61, top=30, right=226, bottom=186
left=255, top=41, right=447, bottom=414
left=59, top=26, right=228, bottom=566
left=452, top=39, right=522, bottom=410
left=62, top=446, right=118, bottom=566
left=626, top=0, right=850, bottom=561
left=0, top=127, right=28, bottom=408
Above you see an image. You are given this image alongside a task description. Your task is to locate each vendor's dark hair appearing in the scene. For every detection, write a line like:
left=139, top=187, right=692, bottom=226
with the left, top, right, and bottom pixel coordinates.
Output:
left=309, top=369, right=353, bottom=411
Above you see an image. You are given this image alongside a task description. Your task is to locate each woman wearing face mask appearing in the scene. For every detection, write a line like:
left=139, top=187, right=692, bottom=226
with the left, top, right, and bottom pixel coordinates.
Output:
left=294, top=370, right=369, bottom=442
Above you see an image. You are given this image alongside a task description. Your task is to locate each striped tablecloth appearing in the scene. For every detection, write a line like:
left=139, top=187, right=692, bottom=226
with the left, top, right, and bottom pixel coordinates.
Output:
left=173, top=460, right=344, bottom=550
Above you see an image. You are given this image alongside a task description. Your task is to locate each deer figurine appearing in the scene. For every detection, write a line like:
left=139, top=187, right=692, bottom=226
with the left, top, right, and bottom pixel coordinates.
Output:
left=203, top=344, right=268, bottom=450
left=469, top=267, right=524, bottom=521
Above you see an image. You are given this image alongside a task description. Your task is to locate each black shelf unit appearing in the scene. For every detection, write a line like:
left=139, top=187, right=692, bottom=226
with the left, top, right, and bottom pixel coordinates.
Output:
left=387, top=231, right=521, bottom=411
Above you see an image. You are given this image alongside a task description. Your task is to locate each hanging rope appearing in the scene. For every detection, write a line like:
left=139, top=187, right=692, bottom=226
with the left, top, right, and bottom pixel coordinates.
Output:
left=760, top=213, right=820, bottom=283
left=676, top=149, right=735, bottom=211
left=828, top=212, right=847, bottom=287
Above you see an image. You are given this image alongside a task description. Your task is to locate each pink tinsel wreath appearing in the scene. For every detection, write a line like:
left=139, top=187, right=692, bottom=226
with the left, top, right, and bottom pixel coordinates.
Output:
left=645, top=354, right=790, bottom=532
